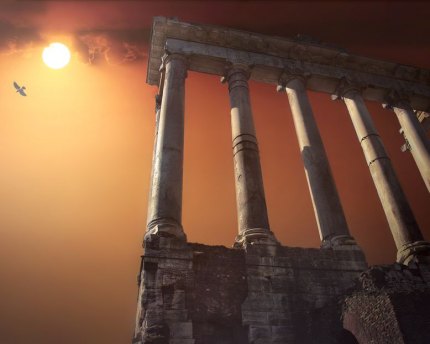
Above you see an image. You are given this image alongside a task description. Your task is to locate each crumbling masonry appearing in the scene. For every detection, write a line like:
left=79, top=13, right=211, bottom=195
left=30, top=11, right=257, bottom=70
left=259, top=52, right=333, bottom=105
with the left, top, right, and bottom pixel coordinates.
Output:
left=133, top=17, right=430, bottom=344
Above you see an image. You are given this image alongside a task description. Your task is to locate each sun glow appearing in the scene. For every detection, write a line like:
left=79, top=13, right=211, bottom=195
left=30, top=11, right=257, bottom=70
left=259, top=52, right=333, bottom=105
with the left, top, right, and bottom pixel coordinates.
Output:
left=42, top=42, right=71, bottom=69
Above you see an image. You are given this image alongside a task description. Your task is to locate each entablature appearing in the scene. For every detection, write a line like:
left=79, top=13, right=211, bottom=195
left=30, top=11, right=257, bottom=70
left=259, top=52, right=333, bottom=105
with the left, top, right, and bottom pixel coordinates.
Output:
left=147, top=17, right=430, bottom=111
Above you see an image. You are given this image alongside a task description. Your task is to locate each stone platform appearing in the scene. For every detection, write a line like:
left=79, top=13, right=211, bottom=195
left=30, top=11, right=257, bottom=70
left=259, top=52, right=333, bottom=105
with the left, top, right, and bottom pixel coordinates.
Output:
left=133, top=238, right=369, bottom=344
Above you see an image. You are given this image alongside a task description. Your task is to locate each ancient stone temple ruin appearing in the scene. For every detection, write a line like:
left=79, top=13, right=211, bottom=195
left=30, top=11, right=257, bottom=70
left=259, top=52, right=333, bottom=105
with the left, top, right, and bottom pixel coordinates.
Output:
left=133, top=17, right=430, bottom=344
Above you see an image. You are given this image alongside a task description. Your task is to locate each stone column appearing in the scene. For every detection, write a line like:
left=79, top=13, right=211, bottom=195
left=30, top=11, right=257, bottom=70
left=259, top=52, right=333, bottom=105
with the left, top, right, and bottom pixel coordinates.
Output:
left=148, top=93, right=163, bottom=190
left=145, top=53, right=187, bottom=242
left=277, top=75, right=355, bottom=248
left=336, top=82, right=430, bottom=264
left=384, top=94, right=430, bottom=193
left=222, top=64, right=278, bottom=247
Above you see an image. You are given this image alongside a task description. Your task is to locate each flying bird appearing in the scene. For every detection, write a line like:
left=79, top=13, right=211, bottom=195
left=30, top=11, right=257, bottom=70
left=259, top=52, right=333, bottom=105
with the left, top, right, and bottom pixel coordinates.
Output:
left=13, top=81, right=27, bottom=96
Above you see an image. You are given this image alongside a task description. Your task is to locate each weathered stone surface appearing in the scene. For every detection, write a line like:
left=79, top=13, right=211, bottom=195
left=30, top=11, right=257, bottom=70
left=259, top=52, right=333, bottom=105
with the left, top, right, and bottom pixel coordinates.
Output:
left=134, top=240, right=430, bottom=343
left=134, top=237, right=194, bottom=344
left=343, top=264, right=430, bottom=344
left=134, top=242, right=369, bottom=343
left=187, top=244, right=248, bottom=344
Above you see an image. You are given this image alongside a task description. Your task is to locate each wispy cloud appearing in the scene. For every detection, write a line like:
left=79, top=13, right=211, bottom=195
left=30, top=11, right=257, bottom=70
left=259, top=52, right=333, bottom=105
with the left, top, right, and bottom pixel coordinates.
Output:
left=74, top=29, right=149, bottom=65
left=0, top=18, right=149, bottom=65
left=0, top=20, right=44, bottom=55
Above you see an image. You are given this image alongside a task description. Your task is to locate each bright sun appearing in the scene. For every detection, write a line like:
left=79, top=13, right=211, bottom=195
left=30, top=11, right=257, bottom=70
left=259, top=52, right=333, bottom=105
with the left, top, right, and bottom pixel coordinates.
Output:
left=42, top=42, right=71, bottom=69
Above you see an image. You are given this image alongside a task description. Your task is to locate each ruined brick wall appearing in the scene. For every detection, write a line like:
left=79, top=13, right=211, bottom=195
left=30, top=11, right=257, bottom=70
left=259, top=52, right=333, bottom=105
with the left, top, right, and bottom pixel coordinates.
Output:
left=343, top=264, right=430, bottom=344
left=133, top=240, right=367, bottom=344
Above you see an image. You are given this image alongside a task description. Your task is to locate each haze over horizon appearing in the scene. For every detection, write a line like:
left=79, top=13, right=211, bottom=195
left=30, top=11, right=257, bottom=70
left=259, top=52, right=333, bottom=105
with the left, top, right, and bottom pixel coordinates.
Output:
left=0, top=1, right=429, bottom=343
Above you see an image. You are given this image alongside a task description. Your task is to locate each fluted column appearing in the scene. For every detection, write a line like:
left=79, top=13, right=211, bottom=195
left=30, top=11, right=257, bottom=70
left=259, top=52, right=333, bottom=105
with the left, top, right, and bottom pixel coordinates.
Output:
left=335, top=82, right=430, bottom=264
left=222, top=64, right=278, bottom=247
left=277, top=75, right=355, bottom=248
left=145, top=53, right=188, bottom=242
left=384, top=93, right=430, bottom=192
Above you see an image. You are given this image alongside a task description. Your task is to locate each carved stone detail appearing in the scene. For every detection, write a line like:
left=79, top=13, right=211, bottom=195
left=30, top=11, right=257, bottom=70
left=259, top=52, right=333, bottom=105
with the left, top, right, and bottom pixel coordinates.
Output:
left=331, top=77, right=367, bottom=101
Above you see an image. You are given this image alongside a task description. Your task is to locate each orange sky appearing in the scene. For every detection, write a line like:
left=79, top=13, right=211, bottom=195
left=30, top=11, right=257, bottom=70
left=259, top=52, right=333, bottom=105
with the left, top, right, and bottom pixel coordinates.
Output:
left=0, top=1, right=429, bottom=344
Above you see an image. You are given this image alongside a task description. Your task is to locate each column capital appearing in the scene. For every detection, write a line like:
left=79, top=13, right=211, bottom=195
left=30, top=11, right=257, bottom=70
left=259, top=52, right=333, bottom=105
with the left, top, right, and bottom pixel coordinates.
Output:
left=159, top=52, right=189, bottom=75
left=221, top=63, right=251, bottom=92
left=382, top=89, right=411, bottom=110
left=276, top=66, right=310, bottom=92
left=331, top=77, right=365, bottom=101
left=221, top=62, right=251, bottom=84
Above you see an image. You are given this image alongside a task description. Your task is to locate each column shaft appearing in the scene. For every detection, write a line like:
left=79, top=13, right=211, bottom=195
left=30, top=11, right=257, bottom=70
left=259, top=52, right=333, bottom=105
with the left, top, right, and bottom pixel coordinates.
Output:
left=146, top=95, right=161, bottom=233
left=282, top=78, right=353, bottom=247
left=145, top=54, right=187, bottom=241
left=226, top=65, right=277, bottom=246
left=393, top=103, right=430, bottom=192
left=343, top=90, right=428, bottom=263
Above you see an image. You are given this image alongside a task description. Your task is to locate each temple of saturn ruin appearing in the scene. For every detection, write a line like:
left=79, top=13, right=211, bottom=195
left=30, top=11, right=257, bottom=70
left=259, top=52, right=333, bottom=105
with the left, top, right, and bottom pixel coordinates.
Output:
left=133, top=17, right=430, bottom=344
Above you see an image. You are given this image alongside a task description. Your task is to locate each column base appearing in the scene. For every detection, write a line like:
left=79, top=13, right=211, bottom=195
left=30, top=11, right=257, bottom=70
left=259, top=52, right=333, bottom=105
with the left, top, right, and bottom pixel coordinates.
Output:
left=233, top=228, right=279, bottom=248
left=397, top=241, right=430, bottom=265
left=321, top=234, right=361, bottom=250
left=144, top=219, right=186, bottom=243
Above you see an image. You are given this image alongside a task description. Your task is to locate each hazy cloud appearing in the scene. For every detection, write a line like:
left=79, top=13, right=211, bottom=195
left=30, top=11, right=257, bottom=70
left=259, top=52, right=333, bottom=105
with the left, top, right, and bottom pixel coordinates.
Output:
left=0, top=18, right=149, bottom=65
left=74, top=29, right=150, bottom=65
left=0, top=1, right=47, bottom=54
left=0, top=20, right=44, bottom=55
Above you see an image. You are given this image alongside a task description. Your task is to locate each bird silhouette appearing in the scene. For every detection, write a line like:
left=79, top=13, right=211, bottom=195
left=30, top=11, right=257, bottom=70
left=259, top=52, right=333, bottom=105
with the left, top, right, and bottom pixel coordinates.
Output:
left=13, top=81, right=27, bottom=96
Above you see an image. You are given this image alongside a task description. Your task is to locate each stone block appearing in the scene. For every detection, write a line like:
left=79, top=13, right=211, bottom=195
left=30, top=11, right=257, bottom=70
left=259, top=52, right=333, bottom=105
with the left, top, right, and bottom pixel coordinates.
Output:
left=268, top=312, right=290, bottom=326
left=158, top=237, right=188, bottom=250
left=242, top=292, right=274, bottom=311
left=169, top=340, right=195, bottom=344
left=271, top=275, right=290, bottom=292
left=142, top=289, right=162, bottom=307
left=168, top=321, right=193, bottom=339
left=158, top=259, right=191, bottom=271
left=246, top=275, right=271, bottom=292
left=271, top=293, right=289, bottom=309
left=271, top=325, right=291, bottom=340
left=246, top=254, right=263, bottom=266
left=242, top=310, right=269, bottom=325
left=170, top=290, right=186, bottom=310
left=144, top=309, right=164, bottom=327
left=273, top=256, right=292, bottom=267
left=162, top=272, right=183, bottom=286
left=249, top=325, right=271, bottom=342
left=259, top=256, right=275, bottom=266
left=164, top=309, right=188, bottom=321
left=273, top=266, right=292, bottom=275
